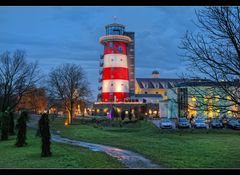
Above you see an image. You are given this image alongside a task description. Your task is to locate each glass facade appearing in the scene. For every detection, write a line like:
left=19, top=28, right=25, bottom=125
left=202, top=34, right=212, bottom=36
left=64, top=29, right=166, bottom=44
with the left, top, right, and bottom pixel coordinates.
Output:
left=106, top=25, right=125, bottom=35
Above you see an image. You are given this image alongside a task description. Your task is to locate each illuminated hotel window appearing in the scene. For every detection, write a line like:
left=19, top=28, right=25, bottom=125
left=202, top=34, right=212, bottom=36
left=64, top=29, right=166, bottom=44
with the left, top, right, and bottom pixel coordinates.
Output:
left=192, top=96, right=196, bottom=102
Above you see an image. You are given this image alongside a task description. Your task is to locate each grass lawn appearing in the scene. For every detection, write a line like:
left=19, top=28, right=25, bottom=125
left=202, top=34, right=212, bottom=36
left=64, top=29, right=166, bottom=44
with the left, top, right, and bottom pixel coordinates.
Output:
left=51, top=117, right=240, bottom=168
left=0, top=129, right=123, bottom=168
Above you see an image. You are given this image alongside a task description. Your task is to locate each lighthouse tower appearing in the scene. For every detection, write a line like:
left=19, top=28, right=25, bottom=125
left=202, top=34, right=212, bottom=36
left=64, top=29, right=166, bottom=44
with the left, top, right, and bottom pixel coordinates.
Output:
left=99, top=23, right=132, bottom=102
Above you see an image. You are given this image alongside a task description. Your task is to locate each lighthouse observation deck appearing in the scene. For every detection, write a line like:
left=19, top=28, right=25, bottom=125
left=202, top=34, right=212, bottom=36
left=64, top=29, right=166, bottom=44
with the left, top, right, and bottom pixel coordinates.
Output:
left=99, top=35, right=132, bottom=44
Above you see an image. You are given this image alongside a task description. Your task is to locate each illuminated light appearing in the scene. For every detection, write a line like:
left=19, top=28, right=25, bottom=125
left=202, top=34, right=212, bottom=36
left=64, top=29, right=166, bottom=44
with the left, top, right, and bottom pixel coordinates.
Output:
left=226, top=96, right=231, bottom=100
left=125, top=111, right=129, bottom=115
left=192, top=96, right=196, bottom=102
left=97, top=109, right=100, bottom=113
left=117, top=108, right=121, bottom=113
left=215, top=96, right=220, bottom=101
left=216, top=109, right=220, bottom=113
left=227, top=111, right=232, bottom=115
left=64, top=120, right=68, bottom=126
left=103, top=108, right=108, bottom=113
left=204, top=96, right=208, bottom=102
left=145, top=112, right=148, bottom=115
left=153, top=111, right=158, bottom=114
left=209, top=111, right=213, bottom=118
left=149, top=109, right=152, bottom=115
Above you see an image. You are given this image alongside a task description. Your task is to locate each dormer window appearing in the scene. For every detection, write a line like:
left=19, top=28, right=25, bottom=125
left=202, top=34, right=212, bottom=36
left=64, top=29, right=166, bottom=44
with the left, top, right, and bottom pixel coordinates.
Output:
left=154, top=83, right=159, bottom=89
left=143, top=82, right=148, bottom=89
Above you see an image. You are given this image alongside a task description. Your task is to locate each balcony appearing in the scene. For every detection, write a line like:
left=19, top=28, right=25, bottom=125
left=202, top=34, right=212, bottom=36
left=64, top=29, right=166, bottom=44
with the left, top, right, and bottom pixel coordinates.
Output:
left=98, top=86, right=102, bottom=91
left=100, top=54, right=104, bottom=59
left=100, top=61, right=104, bottom=67
left=98, top=78, right=102, bottom=83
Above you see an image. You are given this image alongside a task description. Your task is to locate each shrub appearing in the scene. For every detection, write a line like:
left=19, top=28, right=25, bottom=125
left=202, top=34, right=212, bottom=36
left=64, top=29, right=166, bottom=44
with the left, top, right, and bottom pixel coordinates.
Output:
left=15, top=110, right=29, bottom=147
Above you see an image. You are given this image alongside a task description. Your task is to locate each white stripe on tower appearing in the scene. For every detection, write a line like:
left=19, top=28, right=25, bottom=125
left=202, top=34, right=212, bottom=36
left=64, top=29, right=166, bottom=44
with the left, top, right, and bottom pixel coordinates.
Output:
left=102, top=80, right=129, bottom=93
left=103, top=54, right=128, bottom=68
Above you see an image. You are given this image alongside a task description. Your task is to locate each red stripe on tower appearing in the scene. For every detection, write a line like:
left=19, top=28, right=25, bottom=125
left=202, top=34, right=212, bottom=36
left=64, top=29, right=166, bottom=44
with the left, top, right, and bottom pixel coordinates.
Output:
left=99, top=23, right=132, bottom=102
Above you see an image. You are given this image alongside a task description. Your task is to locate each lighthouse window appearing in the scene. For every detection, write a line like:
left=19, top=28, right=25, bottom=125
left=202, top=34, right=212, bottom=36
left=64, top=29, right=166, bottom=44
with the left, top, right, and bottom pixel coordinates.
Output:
left=109, top=42, right=113, bottom=48
left=118, top=47, right=123, bottom=53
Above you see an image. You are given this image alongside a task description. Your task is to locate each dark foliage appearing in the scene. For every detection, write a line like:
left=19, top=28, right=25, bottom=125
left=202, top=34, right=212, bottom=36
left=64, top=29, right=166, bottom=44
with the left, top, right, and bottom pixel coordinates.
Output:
left=39, top=113, right=52, bottom=157
left=15, top=110, right=29, bottom=147
left=9, top=111, right=15, bottom=135
left=0, top=111, right=9, bottom=141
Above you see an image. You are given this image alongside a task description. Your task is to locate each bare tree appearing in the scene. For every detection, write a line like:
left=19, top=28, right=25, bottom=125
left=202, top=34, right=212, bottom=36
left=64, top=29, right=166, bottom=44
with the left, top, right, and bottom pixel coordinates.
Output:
left=0, top=50, right=39, bottom=112
left=179, top=7, right=240, bottom=116
left=48, top=63, right=91, bottom=124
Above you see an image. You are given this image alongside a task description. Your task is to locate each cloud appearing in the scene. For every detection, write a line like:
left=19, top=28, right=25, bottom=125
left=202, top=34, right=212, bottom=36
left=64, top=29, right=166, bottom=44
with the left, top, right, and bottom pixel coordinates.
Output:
left=0, top=6, right=200, bottom=99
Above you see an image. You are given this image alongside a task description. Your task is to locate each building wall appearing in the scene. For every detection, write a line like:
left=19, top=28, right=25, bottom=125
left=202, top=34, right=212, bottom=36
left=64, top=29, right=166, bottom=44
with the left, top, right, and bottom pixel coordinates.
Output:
left=167, top=86, right=240, bottom=118
left=135, top=81, right=168, bottom=101
left=124, top=32, right=135, bottom=96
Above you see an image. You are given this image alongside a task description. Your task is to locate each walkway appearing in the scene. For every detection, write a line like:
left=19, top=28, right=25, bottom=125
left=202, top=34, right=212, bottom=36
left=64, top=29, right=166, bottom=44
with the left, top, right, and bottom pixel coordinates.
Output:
left=28, top=115, right=161, bottom=168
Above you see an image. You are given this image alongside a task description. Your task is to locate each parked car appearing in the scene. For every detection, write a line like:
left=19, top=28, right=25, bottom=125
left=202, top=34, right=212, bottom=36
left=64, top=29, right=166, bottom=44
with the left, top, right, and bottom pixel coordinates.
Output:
left=177, top=118, right=191, bottom=128
left=227, top=119, right=240, bottom=129
left=193, top=118, right=208, bottom=128
left=209, top=118, right=223, bottom=128
left=159, top=118, right=173, bottom=129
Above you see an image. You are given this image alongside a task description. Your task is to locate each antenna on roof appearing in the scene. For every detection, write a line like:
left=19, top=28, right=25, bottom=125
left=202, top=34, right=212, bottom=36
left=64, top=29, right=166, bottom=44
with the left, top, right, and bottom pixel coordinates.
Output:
left=113, top=16, right=117, bottom=22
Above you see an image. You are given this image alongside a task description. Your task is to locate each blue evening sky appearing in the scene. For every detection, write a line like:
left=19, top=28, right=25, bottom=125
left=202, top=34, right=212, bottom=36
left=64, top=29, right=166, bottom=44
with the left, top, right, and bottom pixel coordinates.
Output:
left=0, top=6, right=201, bottom=99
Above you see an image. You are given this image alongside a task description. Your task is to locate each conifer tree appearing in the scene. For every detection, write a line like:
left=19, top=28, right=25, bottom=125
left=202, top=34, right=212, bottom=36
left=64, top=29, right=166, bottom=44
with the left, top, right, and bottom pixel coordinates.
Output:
left=38, top=113, right=52, bottom=157
left=0, top=111, right=9, bottom=141
left=15, top=110, right=28, bottom=147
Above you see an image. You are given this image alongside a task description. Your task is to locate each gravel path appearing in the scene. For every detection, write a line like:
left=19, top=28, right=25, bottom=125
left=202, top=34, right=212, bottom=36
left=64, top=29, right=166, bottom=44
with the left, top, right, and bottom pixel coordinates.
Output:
left=28, top=115, right=161, bottom=168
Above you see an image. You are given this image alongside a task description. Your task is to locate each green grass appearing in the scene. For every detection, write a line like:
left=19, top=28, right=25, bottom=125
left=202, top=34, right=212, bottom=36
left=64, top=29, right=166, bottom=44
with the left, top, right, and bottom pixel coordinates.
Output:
left=51, top=117, right=240, bottom=168
left=0, top=129, right=123, bottom=168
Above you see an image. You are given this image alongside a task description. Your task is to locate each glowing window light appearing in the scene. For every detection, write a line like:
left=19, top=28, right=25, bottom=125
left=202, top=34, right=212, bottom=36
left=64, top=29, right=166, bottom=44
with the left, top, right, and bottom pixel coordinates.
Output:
left=192, top=96, right=196, bottom=102
left=226, top=96, right=231, bottom=100
left=153, top=111, right=158, bottom=114
left=215, top=96, right=220, bottom=101
left=149, top=109, right=152, bottom=115
left=125, top=111, right=128, bottom=115
left=97, top=109, right=100, bottom=113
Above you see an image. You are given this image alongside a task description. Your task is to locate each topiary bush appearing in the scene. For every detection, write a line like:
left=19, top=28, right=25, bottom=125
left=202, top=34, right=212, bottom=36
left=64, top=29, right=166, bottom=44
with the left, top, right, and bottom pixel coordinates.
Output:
left=38, top=113, right=52, bottom=157
left=0, top=111, right=9, bottom=141
left=15, top=110, right=29, bottom=147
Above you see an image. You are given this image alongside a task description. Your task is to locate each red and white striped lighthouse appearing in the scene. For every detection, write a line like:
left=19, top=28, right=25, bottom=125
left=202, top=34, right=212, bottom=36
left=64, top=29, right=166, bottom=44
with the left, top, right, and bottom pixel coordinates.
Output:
left=99, top=23, right=132, bottom=102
